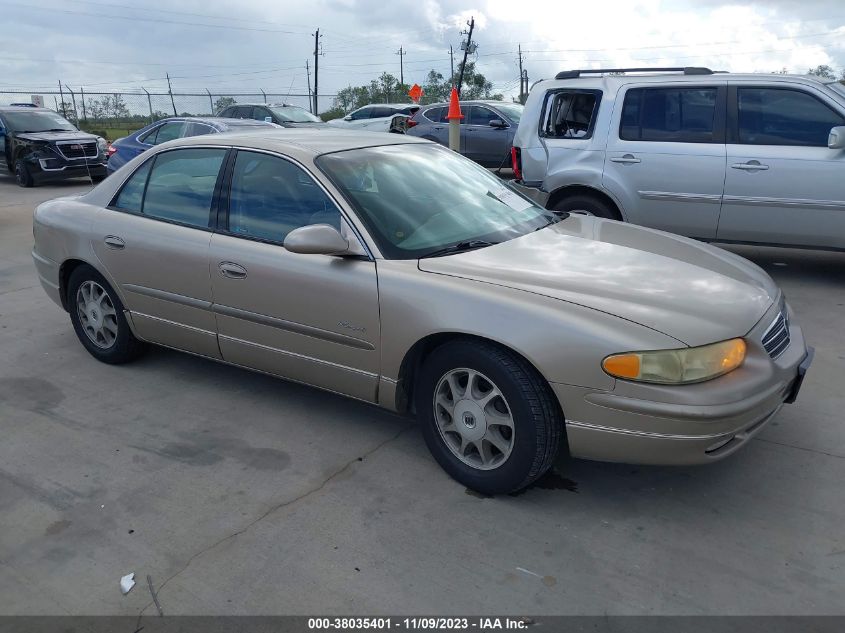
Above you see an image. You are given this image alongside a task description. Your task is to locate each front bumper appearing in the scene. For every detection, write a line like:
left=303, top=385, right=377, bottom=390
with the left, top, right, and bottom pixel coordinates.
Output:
left=25, top=150, right=107, bottom=183
left=553, top=301, right=812, bottom=465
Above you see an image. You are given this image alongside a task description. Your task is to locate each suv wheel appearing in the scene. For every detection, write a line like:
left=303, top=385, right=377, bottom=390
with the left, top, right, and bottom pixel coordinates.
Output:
left=416, top=339, right=563, bottom=494
left=14, top=159, right=34, bottom=188
left=67, top=265, right=146, bottom=364
left=553, top=194, right=618, bottom=220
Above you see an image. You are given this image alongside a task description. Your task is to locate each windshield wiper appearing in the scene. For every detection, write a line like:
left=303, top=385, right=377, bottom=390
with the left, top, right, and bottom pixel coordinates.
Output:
left=421, top=240, right=499, bottom=258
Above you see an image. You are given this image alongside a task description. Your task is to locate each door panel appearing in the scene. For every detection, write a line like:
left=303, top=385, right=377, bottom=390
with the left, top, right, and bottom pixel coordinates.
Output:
left=465, top=107, right=512, bottom=166
left=209, top=149, right=380, bottom=401
left=717, top=84, right=845, bottom=249
left=209, top=234, right=380, bottom=400
left=91, top=147, right=227, bottom=358
left=92, top=211, right=219, bottom=357
left=603, top=84, right=727, bottom=238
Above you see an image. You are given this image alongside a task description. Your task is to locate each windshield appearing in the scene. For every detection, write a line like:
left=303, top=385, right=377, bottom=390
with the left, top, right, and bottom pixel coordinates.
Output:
left=268, top=106, right=321, bottom=123
left=3, top=110, right=76, bottom=132
left=494, top=103, right=523, bottom=123
left=317, top=144, right=557, bottom=259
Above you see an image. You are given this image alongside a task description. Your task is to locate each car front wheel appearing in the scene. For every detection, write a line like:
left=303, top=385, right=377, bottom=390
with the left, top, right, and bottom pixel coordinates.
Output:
left=416, top=339, right=563, bottom=494
left=67, top=265, right=146, bottom=364
left=14, top=159, right=34, bottom=188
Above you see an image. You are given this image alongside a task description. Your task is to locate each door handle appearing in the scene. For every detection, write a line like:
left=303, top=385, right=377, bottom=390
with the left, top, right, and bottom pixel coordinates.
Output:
left=219, top=262, right=247, bottom=279
left=610, top=154, right=641, bottom=164
left=731, top=161, right=769, bottom=171
left=103, top=236, right=125, bottom=249
left=433, top=126, right=443, bottom=130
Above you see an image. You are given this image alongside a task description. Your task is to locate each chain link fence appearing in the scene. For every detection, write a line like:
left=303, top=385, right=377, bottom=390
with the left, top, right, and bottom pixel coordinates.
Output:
left=0, top=90, right=337, bottom=140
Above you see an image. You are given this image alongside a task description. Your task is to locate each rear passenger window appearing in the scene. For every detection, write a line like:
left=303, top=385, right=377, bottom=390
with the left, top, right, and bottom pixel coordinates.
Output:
left=141, top=149, right=226, bottom=228
left=150, top=121, right=186, bottom=145
left=112, top=159, right=152, bottom=212
left=228, top=151, right=340, bottom=243
left=424, top=107, right=445, bottom=123
left=737, top=88, right=844, bottom=147
left=184, top=122, right=215, bottom=137
left=542, top=91, right=600, bottom=138
left=621, top=87, right=717, bottom=142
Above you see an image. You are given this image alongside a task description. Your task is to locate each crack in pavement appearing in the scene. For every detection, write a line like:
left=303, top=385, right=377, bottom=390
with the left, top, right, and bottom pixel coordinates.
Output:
left=134, top=423, right=414, bottom=624
left=754, top=436, right=844, bottom=459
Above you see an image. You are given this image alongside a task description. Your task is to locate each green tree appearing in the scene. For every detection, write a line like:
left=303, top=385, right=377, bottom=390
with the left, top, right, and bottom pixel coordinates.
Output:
left=214, top=96, right=236, bottom=112
left=808, top=64, right=836, bottom=80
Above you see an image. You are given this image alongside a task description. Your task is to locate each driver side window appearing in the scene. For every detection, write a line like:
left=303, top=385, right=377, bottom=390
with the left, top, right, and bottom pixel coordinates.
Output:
left=227, top=151, right=340, bottom=243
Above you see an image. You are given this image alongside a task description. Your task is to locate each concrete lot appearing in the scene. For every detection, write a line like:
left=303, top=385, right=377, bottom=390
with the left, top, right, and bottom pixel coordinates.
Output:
left=1, top=172, right=843, bottom=617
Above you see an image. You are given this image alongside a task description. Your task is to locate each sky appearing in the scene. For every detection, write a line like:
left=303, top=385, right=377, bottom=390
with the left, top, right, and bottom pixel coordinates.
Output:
left=2, top=0, right=844, bottom=109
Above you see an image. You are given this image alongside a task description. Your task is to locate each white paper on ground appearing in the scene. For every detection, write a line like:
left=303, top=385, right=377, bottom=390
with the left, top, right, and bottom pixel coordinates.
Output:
left=120, top=572, right=135, bottom=595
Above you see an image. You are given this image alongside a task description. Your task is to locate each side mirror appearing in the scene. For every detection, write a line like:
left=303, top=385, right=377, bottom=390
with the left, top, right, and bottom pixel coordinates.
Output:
left=264, top=116, right=273, bottom=123
left=284, top=224, right=351, bottom=256
left=828, top=126, right=845, bottom=150
left=344, top=115, right=353, bottom=121
left=488, top=118, right=507, bottom=128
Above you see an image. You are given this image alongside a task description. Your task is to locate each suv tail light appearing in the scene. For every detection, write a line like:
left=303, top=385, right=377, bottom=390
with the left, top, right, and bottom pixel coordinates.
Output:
left=510, top=146, right=522, bottom=180
left=406, top=111, right=420, bottom=128
left=106, top=144, right=117, bottom=157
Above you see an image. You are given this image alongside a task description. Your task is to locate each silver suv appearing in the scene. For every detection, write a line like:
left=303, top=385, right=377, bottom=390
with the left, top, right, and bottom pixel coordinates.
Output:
left=512, top=67, right=845, bottom=250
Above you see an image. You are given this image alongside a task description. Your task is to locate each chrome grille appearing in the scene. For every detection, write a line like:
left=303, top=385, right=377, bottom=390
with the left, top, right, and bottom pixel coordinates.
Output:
left=762, top=311, right=790, bottom=359
left=56, top=141, right=98, bottom=160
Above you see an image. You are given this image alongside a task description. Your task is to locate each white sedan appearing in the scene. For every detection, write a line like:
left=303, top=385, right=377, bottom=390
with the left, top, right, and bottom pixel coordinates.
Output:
left=328, top=103, right=420, bottom=133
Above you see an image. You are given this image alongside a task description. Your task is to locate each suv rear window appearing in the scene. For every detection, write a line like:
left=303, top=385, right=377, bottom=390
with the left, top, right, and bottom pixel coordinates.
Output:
left=621, top=87, right=717, bottom=143
left=424, top=107, right=446, bottom=123
left=541, top=91, right=599, bottom=138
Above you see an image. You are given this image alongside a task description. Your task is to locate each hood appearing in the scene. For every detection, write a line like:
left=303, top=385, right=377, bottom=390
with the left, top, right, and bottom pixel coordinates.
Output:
left=418, top=216, right=778, bottom=347
left=280, top=121, right=326, bottom=128
left=16, top=130, right=98, bottom=143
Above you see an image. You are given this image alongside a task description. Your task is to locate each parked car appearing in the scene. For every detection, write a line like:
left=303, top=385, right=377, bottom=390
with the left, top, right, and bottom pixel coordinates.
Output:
left=512, top=67, right=845, bottom=251
left=106, top=116, right=278, bottom=174
left=32, top=129, right=811, bottom=494
left=217, top=102, right=324, bottom=127
left=406, top=100, right=523, bottom=167
left=327, top=103, right=420, bottom=133
left=0, top=106, right=107, bottom=187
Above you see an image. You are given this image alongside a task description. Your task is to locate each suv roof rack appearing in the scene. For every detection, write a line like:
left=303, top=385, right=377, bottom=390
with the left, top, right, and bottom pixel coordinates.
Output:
left=554, top=67, right=713, bottom=80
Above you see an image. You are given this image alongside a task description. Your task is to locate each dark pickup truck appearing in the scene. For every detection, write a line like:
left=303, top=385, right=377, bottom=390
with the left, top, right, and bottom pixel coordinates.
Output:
left=0, top=106, right=108, bottom=187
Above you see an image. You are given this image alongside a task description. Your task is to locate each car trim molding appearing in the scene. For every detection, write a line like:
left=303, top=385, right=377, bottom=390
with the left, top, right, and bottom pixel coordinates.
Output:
left=218, top=334, right=378, bottom=377
left=638, top=191, right=722, bottom=204
left=130, top=311, right=216, bottom=337
left=213, top=304, right=376, bottom=351
left=566, top=419, right=726, bottom=440
left=123, top=284, right=212, bottom=311
left=721, top=195, right=845, bottom=211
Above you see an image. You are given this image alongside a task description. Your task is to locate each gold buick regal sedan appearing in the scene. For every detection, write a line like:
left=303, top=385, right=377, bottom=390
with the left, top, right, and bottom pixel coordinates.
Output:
left=32, top=129, right=813, bottom=494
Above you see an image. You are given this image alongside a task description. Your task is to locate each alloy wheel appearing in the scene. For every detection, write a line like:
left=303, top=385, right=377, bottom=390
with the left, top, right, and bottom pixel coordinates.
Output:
left=433, top=368, right=515, bottom=470
left=76, top=280, right=119, bottom=349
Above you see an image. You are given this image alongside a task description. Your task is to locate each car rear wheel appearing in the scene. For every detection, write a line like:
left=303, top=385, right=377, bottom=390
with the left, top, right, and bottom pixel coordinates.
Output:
left=14, top=159, right=34, bottom=188
left=416, top=339, right=563, bottom=494
left=67, top=265, right=146, bottom=364
left=553, top=194, right=618, bottom=220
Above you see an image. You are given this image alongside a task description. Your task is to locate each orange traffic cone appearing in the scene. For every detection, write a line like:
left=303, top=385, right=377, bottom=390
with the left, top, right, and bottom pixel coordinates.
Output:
left=446, top=87, right=463, bottom=120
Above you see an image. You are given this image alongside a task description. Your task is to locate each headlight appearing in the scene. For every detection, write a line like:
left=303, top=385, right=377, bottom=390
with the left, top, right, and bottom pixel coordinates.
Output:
left=602, top=338, right=746, bottom=384
left=96, top=136, right=107, bottom=151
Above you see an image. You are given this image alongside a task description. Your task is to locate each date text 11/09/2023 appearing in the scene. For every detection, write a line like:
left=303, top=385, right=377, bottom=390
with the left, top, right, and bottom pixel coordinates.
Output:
left=308, top=617, right=532, bottom=630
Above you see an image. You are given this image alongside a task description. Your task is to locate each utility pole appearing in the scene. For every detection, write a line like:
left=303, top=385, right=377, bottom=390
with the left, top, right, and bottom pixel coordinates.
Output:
left=312, top=28, right=321, bottom=115
left=457, top=16, right=475, bottom=98
left=58, top=81, right=66, bottom=117
left=522, top=69, right=529, bottom=104
left=396, top=46, right=404, bottom=85
left=306, top=60, right=312, bottom=113
left=449, top=45, right=455, bottom=84
left=166, top=72, right=177, bottom=116
left=518, top=44, right=524, bottom=104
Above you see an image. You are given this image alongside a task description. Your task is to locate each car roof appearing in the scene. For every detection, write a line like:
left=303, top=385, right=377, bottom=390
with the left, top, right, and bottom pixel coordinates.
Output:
left=356, top=103, right=419, bottom=109
left=420, top=100, right=519, bottom=108
left=164, top=126, right=430, bottom=156
left=226, top=103, right=308, bottom=108
left=147, top=116, right=276, bottom=128
left=536, top=70, right=836, bottom=91
left=0, top=106, right=58, bottom=113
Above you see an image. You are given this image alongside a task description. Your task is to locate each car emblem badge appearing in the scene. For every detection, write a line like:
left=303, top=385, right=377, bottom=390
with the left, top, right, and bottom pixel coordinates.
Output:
left=71, top=144, right=82, bottom=150
left=462, top=412, right=476, bottom=429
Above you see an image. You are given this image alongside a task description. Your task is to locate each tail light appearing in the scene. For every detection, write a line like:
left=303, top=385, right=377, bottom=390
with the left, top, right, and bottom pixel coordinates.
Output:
left=510, top=146, right=522, bottom=180
left=106, top=144, right=117, bottom=158
left=406, top=111, right=420, bottom=128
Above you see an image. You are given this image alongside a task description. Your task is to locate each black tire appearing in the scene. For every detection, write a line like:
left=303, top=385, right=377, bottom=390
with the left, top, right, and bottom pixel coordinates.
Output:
left=553, top=194, right=618, bottom=220
left=416, top=339, right=563, bottom=495
left=90, top=174, right=107, bottom=183
left=14, top=159, right=34, bottom=188
left=67, top=264, right=146, bottom=364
